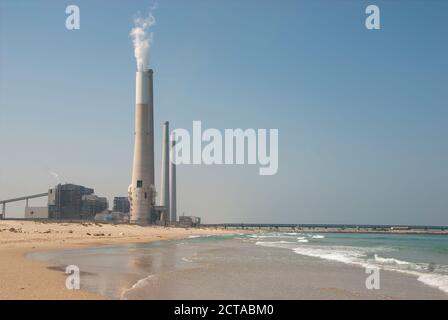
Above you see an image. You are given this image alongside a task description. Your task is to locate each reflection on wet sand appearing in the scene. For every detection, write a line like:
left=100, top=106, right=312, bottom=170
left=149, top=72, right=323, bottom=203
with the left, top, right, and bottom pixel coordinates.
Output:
left=32, top=236, right=448, bottom=300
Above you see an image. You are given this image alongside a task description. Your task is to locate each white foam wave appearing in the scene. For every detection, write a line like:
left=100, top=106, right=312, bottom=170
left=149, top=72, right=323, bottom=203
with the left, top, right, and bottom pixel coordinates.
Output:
left=252, top=234, right=448, bottom=295
left=292, top=246, right=364, bottom=265
left=372, top=255, right=448, bottom=294
left=416, top=273, right=448, bottom=294
left=121, top=274, right=155, bottom=299
left=255, top=241, right=296, bottom=248
left=290, top=246, right=448, bottom=295
left=249, top=234, right=282, bottom=239
left=374, top=254, right=409, bottom=265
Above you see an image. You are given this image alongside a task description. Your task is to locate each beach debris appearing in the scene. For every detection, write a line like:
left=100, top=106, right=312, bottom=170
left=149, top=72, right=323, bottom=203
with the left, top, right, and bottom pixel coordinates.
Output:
left=43, top=229, right=52, bottom=234
left=8, top=227, right=22, bottom=233
left=86, top=233, right=91, bottom=236
left=93, top=233, right=105, bottom=237
left=119, top=232, right=125, bottom=236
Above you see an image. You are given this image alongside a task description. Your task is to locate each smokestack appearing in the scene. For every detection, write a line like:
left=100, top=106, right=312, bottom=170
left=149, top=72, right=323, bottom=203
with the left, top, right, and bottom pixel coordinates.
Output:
left=169, top=132, right=177, bottom=222
left=129, top=69, right=155, bottom=224
left=160, top=121, right=170, bottom=222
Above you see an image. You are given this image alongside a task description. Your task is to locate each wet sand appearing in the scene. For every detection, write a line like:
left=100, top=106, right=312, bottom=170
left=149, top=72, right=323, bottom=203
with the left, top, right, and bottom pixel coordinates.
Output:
left=32, top=236, right=448, bottom=300
left=0, top=220, right=242, bottom=299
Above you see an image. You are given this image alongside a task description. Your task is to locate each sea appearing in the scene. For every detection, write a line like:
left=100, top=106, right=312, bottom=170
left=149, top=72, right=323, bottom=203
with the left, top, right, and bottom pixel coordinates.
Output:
left=30, top=232, right=448, bottom=299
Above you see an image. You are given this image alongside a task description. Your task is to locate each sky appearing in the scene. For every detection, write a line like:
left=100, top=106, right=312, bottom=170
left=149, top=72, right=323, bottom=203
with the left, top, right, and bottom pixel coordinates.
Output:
left=0, top=0, right=447, bottom=225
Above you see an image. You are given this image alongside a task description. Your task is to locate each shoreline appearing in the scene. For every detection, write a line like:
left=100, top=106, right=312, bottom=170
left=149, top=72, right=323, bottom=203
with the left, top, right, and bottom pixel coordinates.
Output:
left=53, top=234, right=447, bottom=300
left=0, top=220, right=251, bottom=299
left=1, top=220, right=447, bottom=299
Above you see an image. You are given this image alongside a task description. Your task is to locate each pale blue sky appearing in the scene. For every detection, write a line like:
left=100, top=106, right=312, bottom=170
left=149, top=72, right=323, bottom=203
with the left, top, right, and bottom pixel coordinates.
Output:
left=0, top=0, right=447, bottom=225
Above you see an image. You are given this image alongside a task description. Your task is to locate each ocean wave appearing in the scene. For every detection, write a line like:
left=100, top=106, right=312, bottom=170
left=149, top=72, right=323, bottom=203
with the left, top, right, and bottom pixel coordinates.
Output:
left=181, top=257, right=193, bottom=263
left=188, top=234, right=215, bottom=239
left=255, top=241, right=297, bottom=247
left=289, top=246, right=448, bottom=294
left=416, top=273, right=448, bottom=294
left=251, top=233, right=448, bottom=295
left=292, top=246, right=364, bottom=265
left=372, top=255, right=448, bottom=294
left=121, top=274, right=155, bottom=299
left=374, top=254, right=409, bottom=265
left=249, top=234, right=283, bottom=239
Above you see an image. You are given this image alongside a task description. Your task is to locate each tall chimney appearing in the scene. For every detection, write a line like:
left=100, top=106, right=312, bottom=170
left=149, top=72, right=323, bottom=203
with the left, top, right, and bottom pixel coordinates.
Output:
left=160, top=121, right=170, bottom=222
left=129, top=69, right=155, bottom=224
left=169, top=132, right=177, bottom=222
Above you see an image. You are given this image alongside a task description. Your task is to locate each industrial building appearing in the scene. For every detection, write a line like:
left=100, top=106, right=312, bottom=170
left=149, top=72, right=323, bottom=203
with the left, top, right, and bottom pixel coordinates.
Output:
left=1, top=64, right=196, bottom=226
left=95, top=210, right=129, bottom=223
left=0, top=184, right=109, bottom=221
left=81, top=194, right=109, bottom=218
left=113, top=197, right=130, bottom=213
left=25, top=207, right=48, bottom=219
left=48, top=184, right=108, bottom=220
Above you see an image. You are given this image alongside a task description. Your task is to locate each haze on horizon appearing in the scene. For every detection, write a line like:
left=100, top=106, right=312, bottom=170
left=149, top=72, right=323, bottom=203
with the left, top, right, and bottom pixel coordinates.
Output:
left=0, top=0, right=447, bottom=225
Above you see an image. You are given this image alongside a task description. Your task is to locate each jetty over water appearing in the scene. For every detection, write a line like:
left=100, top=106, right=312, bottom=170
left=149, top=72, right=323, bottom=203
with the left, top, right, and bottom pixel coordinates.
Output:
left=201, top=223, right=448, bottom=233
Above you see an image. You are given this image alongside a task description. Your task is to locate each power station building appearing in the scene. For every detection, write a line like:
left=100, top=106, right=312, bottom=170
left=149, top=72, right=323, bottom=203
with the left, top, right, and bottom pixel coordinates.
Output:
left=2, top=63, right=185, bottom=224
left=48, top=184, right=108, bottom=220
left=113, top=197, right=130, bottom=214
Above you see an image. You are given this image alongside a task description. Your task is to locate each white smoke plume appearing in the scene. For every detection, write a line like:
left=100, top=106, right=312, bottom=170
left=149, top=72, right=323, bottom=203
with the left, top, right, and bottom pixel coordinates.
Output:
left=49, top=171, right=66, bottom=184
left=130, top=12, right=156, bottom=71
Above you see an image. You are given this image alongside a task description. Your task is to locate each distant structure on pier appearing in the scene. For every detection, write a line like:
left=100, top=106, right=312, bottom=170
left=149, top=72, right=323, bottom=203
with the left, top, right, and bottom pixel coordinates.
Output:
left=179, top=216, right=201, bottom=227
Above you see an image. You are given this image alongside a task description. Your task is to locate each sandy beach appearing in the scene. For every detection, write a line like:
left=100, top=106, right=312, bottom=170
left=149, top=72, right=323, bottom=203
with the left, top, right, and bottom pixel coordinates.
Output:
left=1, top=220, right=447, bottom=300
left=0, top=220, right=242, bottom=299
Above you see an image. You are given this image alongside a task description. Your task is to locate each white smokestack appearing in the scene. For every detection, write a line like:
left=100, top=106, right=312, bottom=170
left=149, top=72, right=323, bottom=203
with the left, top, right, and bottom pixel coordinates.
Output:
left=130, top=12, right=156, bottom=71
left=160, top=121, right=170, bottom=222
left=169, top=132, right=177, bottom=222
